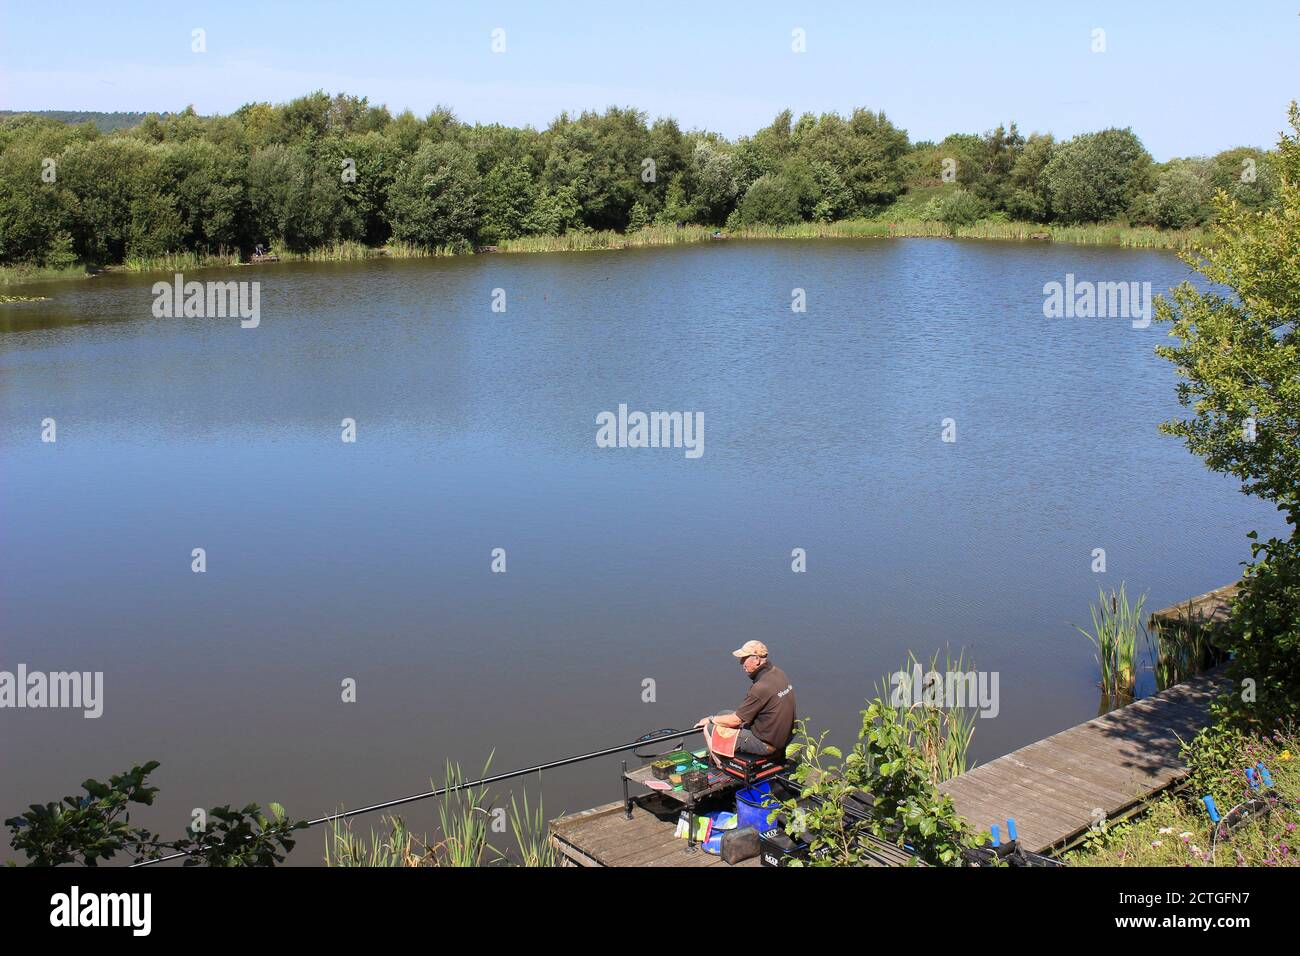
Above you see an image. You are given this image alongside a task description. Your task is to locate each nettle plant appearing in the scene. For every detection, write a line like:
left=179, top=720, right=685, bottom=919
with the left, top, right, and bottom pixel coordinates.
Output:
left=782, top=704, right=977, bottom=867
left=5, top=761, right=307, bottom=867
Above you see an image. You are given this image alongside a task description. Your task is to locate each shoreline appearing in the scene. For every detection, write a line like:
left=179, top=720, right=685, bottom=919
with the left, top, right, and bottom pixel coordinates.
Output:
left=0, top=219, right=1201, bottom=288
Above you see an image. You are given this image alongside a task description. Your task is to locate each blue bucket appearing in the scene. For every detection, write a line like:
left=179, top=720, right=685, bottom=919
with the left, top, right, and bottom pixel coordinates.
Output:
left=735, top=782, right=779, bottom=832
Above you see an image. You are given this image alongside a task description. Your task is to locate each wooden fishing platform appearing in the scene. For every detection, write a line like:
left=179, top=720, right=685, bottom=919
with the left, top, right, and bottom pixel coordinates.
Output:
left=549, top=671, right=1228, bottom=866
left=549, top=581, right=1239, bottom=867
left=549, top=798, right=918, bottom=867
left=1149, top=581, right=1239, bottom=628
left=550, top=801, right=760, bottom=867
left=938, top=669, right=1229, bottom=853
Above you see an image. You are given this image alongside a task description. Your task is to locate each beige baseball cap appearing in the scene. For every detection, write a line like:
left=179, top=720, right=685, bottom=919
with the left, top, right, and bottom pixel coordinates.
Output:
left=732, top=640, right=769, bottom=659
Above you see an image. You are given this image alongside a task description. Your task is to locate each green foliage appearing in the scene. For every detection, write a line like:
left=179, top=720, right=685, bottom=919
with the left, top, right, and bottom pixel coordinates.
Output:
left=924, top=188, right=989, bottom=230
left=387, top=141, right=479, bottom=249
left=732, top=170, right=805, bottom=226
left=169, top=802, right=306, bottom=867
left=1003, top=133, right=1056, bottom=221
left=0, top=93, right=1284, bottom=267
left=877, top=650, right=977, bottom=783
left=626, top=200, right=650, bottom=231
left=1069, top=726, right=1299, bottom=866
left=1214, top=525, right=1300, bottom=728
left=783, top=705, right=976, bottom=866
left=4, top=761, right=306, bottom=867
left=5, top=762, right=162, bottom=866
left=1156, top=103, right=1300, bottom=730
left=1138, top=159, right=1213, bottom=229
left=1074, top=584, right=1147, bottom=699
left=1042, top=127, right=1153, bottom=223
left=1155, top=103, right=1300, bottom=514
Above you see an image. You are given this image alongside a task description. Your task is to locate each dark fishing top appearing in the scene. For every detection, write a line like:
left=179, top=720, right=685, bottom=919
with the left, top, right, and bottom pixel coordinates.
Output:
left=735, top=661, right=796, bottom=751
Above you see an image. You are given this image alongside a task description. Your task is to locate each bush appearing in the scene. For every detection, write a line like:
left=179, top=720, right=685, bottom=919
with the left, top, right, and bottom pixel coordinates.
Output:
left=5, top=761, right=306, bottom=866
left=1042, top=127, right=1153, bottom=223
left=781, top=703, right=976, bottom=866
left=924, top=188, right=989, bottom=229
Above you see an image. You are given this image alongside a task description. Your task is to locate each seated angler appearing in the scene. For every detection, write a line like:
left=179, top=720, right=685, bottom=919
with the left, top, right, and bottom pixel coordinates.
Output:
left=697, top=640, right=796, bottom=762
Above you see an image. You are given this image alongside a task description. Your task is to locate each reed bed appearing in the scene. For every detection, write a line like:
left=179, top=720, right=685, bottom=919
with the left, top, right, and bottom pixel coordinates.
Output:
left=495, top=223, right=718, bottom=253
left=322, top=758, right=555, bottom=867
left=269, top=239, right=462, bottom=262
left=1151, top=611, right=1221, bottom=692
left=1076, top=584, right=1148, bottom=701
left=11, top=215, right=1199, bottom=286
left=877, top=649, right=978, bottom=784
left=0, top=262, right=89, bottom=285
left=121, top=249, right=240, bottom=273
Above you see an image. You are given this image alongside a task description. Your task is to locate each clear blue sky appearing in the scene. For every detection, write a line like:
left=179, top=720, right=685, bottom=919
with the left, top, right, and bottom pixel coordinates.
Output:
left=1, top=0, right=1296, bottom=160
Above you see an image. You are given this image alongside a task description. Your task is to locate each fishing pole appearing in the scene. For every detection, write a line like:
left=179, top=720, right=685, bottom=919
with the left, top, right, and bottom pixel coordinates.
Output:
left=129, top=725, right=704, bottom=867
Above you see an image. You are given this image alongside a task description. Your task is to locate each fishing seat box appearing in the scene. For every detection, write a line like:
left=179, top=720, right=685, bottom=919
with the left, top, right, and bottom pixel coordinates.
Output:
left=759, top=826, right=810, bottom=867
left=719, top=752, right=786, bottom=785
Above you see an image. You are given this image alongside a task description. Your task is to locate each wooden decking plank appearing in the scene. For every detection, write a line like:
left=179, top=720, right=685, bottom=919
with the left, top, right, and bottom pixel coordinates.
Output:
left=938, top=670, right=1223, bottom=851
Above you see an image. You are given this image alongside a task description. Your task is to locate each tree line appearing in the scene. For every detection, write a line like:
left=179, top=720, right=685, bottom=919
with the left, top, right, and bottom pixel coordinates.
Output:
left=0, top=90, right=1284, bottom=268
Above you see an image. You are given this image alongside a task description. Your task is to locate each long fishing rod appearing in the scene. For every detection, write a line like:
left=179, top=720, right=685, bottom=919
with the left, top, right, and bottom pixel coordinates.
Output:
left=129, top=725, right=703, bottom=867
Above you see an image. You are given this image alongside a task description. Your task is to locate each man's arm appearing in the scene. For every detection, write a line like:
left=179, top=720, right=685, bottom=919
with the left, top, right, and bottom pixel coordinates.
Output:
left=695, top=712, right=742, bottom=728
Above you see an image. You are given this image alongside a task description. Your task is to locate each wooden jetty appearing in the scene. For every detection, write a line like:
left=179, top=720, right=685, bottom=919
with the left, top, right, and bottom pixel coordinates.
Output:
left=549, top=670, right=1228, bottom=866
left=549, top=799, right=917, bottom=868
left=549, top=583, right=1240, bottom=866
left=938, top=669, right=1229, bottom=853
left=1149, top=581, right=1239, bottom=628
left=550, top=671, right=1228, bottom=866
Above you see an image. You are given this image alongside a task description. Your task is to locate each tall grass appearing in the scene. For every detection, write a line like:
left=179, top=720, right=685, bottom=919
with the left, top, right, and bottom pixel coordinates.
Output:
left=121, top=249, right=240, bottom=273
left=11, top=213, right=1199, bottom=286
left=325, top=815, right=429, bottom=867
left=1151, top=610, right=1220, bottom=691
left=322, top=757, right=556, bottom=867
left=430, top=758, right=495, bottom=867
left=1076, top=584, right=1147, bottom=700
left=495, top=223, right=718, bottom=253
left=0, top=262, right=89, bottom=285
left=503, top=774, right=557, bottom=867
left=876, top=649, right=978, bottom=784
left=269, top=239, right=463, bottom=262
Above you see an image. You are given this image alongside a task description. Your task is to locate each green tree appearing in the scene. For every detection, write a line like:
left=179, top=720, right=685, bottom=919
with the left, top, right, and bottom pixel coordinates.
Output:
left=626, top=200, right=650, bottom=231
left=476, top=158, right=535, bottom=243
left=1004, top=133, right=1055, bottom=221
left=1155, top=103, right=1300, bottom=728
left=387, top=141, right=479, bottom=248
left=731, top=167, right=810, bottom=226
left=1208, top=147, right=1279, bottom=210
left=1042, top=127, right=1153, bottom=223
left=1155, top=104, right=1300, bottom=510
left=1140, top=159, right=1212, bottom=229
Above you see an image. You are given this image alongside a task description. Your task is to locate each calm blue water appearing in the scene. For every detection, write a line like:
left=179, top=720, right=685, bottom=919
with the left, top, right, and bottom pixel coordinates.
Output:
left=0, top=239, right=1280, bottom=862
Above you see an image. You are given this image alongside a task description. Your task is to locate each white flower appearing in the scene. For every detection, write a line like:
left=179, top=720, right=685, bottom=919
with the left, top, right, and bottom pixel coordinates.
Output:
left=1179, top=831, right=1193, bottom=840
left=1151, top=840, right=1163, bottom=847
left=1158, top=827, right=1175, bottom=835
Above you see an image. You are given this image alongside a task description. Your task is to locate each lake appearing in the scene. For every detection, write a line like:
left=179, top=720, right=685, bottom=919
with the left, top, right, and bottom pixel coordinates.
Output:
left=0, top=238, right=1281, bottom=863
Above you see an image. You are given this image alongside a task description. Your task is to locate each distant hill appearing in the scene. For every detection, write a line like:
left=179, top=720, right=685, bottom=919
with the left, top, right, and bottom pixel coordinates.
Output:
left=0, top=110, right=163, bottom=132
